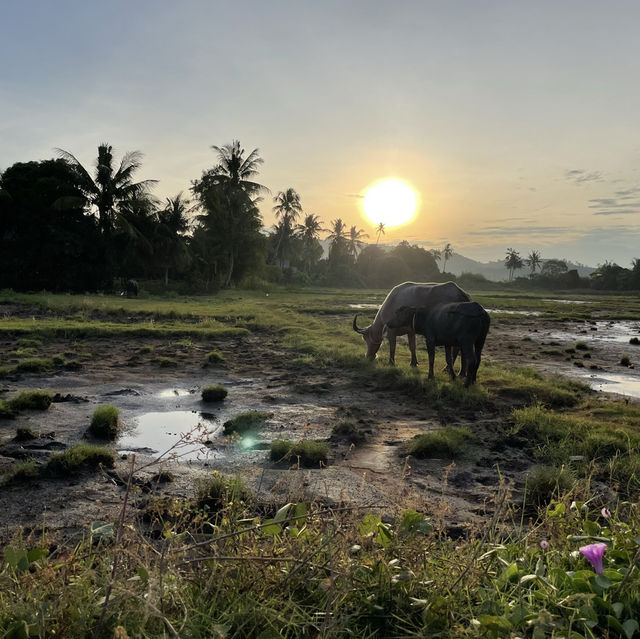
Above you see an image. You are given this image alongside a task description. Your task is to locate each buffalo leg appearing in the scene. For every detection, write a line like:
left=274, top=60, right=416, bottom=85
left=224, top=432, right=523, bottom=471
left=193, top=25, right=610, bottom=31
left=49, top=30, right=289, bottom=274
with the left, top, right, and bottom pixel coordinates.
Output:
left=462, top=345, right=477, bottom=387
left=388, top=334, right=397, bottom=366
left=426, top=340, right=436, bottom=379
left=408, top=330, right=418, bottom=367
left=445, top=346, right=456, bottom=380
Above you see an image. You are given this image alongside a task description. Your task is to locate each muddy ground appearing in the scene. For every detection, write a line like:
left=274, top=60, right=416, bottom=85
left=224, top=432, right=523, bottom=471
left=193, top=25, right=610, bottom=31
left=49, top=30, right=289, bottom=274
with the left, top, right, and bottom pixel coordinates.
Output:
left=1, top=310, right=640, bottom=545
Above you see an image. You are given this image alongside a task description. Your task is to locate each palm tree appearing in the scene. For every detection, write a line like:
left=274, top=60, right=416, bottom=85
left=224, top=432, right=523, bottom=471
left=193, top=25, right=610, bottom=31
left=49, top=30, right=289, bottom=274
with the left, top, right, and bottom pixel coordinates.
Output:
left=209, top=140, right=266, bottom=196
left=442, top=243, right=453, bottom=273
left=57, top=143, right=157, bottom=235
left=505, top=248, right=524, bottom=281
left=525, top=250, right=542, bottom=276
left=296, top=214, right=326, bottom=273
left=273, top=188, right=303, bottom=267
left=154, top=192, right=193, bottom=284
left=429, top=248, right=442, bottom=263
left=375, top=222, right=386, bottom=244
left=326, top=218, right=347, bottom=250
left=347, top=225, right=369, bottom=259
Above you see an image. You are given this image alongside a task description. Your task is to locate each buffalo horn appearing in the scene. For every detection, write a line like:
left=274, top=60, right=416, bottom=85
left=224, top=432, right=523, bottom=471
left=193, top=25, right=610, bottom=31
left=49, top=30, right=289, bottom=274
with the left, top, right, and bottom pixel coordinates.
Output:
left=352, top=314, right=367, bottom=334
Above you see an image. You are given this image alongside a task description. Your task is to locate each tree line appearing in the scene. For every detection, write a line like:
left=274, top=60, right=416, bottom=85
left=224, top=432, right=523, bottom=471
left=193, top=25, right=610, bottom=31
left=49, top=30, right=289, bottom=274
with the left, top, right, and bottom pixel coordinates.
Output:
left=0, top=140, right=448, bottom=292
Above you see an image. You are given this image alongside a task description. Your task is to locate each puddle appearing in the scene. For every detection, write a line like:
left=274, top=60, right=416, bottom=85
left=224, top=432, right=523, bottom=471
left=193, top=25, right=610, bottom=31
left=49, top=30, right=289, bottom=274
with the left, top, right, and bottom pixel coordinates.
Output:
left=117, top=410, right=222, bottom=461
left=349, top=303, right=379, bottom=309
left=574, top=372, right=640, bottom=399
left=486, top=308, right=542, bottom=316
left=156, top=389, right=194, bottom=398
left=547, top=321, right=640, bottom=344
left=542, top=299, right=592, bottom=305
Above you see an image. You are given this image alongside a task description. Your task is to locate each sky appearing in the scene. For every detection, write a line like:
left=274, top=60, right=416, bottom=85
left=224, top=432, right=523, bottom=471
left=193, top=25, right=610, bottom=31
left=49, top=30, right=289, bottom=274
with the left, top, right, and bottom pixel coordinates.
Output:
left=2, top=1, right=640, bottom=267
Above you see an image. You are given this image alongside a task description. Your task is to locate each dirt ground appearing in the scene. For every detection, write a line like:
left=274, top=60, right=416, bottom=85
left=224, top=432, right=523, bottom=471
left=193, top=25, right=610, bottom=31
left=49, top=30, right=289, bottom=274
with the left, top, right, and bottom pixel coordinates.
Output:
left=1, top=311, right=640, bottom=545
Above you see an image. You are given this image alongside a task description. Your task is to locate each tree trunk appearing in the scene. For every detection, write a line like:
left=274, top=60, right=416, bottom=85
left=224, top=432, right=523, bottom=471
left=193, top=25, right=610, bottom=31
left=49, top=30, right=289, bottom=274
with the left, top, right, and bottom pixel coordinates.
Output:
left=224, top=251, right=234, bottom=288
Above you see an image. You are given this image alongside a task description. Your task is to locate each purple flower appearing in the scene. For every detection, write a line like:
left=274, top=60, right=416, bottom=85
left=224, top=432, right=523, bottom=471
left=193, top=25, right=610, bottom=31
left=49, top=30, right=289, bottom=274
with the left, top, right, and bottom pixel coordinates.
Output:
left=540, top=540, right=549, bottom=550
left=601, top=507, right=611, bottom=519
left=579, top=542, right=607, bottom=574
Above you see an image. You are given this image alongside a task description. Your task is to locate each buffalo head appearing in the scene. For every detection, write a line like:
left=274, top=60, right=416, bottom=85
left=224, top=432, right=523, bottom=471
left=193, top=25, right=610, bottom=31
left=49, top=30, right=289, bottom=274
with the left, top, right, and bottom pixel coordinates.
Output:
left=353, top=314, right=382, bottom=359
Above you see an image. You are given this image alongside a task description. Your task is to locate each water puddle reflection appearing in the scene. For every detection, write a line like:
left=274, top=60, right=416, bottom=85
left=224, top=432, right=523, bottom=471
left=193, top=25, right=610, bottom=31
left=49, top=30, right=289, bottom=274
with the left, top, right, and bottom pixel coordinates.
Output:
left=575, top=372, right=640, bottom=399
left=117, top=410, right=223, bottom=461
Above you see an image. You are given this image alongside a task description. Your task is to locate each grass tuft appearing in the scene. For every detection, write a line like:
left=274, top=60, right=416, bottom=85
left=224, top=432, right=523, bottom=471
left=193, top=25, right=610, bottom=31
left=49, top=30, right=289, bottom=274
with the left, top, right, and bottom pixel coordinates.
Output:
left=46, top=443, right=116, bottom=476
left=15, top=426, right=37, bottom=441
left=408, top=426, right=473, bottom=458
left=270, top=439, right=329, bottom=467
left=201, top=384, right=228, bottom=402
left=204, top=350, right=226, bottom=365
left=223, top=410, right=271, bottom=435
left=88, top=405, right=121, bottom=440
left=9, top=390, right=52, bottom=411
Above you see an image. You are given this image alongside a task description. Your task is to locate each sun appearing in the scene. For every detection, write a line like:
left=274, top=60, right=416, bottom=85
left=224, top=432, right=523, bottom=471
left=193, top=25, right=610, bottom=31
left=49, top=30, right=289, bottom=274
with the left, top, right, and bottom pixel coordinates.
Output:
left=362, top=178, right=418, bottom=228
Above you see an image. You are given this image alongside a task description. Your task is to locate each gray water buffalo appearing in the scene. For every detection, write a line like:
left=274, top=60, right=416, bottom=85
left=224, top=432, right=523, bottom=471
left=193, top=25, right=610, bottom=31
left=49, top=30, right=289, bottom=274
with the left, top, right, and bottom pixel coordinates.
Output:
left=122, top=279, right=138, bottom=298
left=352, top=281, right=470, bottom=366
left=386, top=301, right=490, bottom=386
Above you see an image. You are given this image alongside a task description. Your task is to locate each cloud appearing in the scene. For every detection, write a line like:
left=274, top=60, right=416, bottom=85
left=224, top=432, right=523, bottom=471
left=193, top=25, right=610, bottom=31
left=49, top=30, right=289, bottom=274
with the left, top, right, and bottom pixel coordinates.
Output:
left=593, top=209, right=639, bottom=216
left=466, top=225, right=573, bottom=237
left=564, top=169, right=603, bottom=185
left=588, top=195, right=640, bottom=216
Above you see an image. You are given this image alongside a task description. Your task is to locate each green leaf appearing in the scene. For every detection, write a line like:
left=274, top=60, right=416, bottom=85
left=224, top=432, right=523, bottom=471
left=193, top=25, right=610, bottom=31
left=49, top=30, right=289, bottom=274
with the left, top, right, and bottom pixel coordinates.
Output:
left=399, top=509, right=434, bottom=535
left=623, top=619, right=639, bottom=639
left=90, top=521, right=114, bottom=540
left=547, top=501, right=566, bottom=518
left=603, top=569, right=624, bottom=581
left=376, top=523, right=394, bottom=547
left=26, top=547, right=47, bottom=563
left=606, top=615, right=626, bottom=635
left=567, top=535, right=610, bottom=543
left=360, top=513, right=381, bottom=536
left=4, top=546, right=20, bottom=568
left=477, top=614, right=512, bottom=632
left=583, top=520, right=602, bottom=536
left=3, top=620, right=29, bottom=639
left=261, top=519, right=282, bottom=537
left=137, top=566, right=149, bottom=584
left=612, top=602, right=625, bottom=618
left=594, top=574, right=613, bottom=590
left=273, top=503, right=293, bottom=523
left=292, top=502, right=307, bottom=523
left=499, top=562, right=520, bottom=584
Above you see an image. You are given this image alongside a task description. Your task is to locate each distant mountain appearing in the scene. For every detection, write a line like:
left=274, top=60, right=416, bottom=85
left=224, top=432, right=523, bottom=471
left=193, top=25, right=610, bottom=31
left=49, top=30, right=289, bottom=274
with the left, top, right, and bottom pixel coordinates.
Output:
left=445, top=254, right=595, bottom=281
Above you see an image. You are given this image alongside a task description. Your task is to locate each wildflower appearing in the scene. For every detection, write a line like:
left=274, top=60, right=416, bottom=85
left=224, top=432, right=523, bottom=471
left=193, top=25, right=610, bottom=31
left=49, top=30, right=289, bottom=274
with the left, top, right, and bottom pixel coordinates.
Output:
left=579, top=542, right=607, bottom=574
left=601, top=507, right=611, bottom=519
left=540, top=540, right=549, bottom=550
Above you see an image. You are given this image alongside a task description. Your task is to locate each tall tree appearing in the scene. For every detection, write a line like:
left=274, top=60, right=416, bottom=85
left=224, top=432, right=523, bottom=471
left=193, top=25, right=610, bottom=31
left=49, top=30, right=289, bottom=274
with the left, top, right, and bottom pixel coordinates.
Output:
left=56, top=143, right=156, bottom=236
left=273, top=188, right=302, bottom=267
left=525, top=250, right=542, bottom=276
left=153, top=192, right=192, bottom=284
left=442, top=243, right=453, bottom=273
left=375, top=222, right=385, bottom=244
left=296, top=213, right=325, bottom=274
left=347, top=225, right=369, bottom=259
left=191, top=141, right=266, bottom=288
left=505, top=248, right=524, bottom=281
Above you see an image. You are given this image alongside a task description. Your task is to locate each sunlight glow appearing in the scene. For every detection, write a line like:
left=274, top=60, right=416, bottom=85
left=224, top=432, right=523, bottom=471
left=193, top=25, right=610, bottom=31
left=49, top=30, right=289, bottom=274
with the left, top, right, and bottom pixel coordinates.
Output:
left=362, top=179, right=418, bottom=228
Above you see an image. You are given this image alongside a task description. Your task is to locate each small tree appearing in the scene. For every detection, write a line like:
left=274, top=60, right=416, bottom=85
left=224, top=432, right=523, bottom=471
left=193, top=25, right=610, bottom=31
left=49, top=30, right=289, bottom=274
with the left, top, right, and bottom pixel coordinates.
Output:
left=525, top=250, right=542, bottom=276
left=442, top=243, right=453, bottom=273
left=505, top=248, right=524, bottom=281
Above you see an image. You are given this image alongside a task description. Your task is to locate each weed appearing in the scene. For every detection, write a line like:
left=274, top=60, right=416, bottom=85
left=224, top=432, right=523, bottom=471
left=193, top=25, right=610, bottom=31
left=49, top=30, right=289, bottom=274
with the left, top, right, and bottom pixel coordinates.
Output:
left=575, top=341, right=589, bottom=350
left=524, top=464, right=575, bottom=506
left=154, top=356, right=178, bottom=368
left=270, top=439, right=329, bottom=466
left=46, top=443, right=115, bottom=476
left=223, top=410, right=271, bottom=435
left=9, top=390, right=52, bottom=411
left=620, top=355, right=631, bottom=366
left=15, top=338, right=43, bottom=348
left=201, top=384, right=228, bottom=402
left=1, top=460, right=40, bottom=485
left=0, top=399, right=16, bottom=418
left=88, top=405, right=121, bottom=440
left=204, top=350, right=225, bottom=365
left=408, top=426, right=473, bottom=458
left=137, top=345, right=154, bottom=354
left=195, top=471, right=251, bottom=511
left=13, top=358, right=53, bottom=373
left=331, top=419, right=365, bottom=443
left=15, top=426, right=37, bottom=441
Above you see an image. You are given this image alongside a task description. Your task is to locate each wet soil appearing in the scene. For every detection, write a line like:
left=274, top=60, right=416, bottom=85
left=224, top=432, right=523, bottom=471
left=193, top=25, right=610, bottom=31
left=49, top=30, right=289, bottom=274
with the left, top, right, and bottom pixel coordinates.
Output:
left=1, top=311, right=639, bottom=545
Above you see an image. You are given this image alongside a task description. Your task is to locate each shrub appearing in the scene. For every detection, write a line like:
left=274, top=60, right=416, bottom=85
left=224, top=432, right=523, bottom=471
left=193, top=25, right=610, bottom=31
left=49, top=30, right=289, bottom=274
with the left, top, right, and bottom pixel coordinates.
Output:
left=2, top=460, right=40, bottom=485
left=155, top=356, right=178, bottom=368
left=620, top=355, right=631, bottom=366
left=204, top=350, right=225, bottom=365
left=630, top=337, right=640, bottom=345
left=195, top=471, right=251, bottom=510
left=13, top=358, right=53, bottom=373
left=0, top=399, right=16, bottom=419
left=16, top=338, right=43, bottom=348
left=331, top=419, right=365, bottom=443
left=575, top=341, right=589, bottom=351
left=10, top=390, right=52, bottom=411
left=138, top=345, right=154, bottom=354
left=270, top=439, right=329, bottom=467
left=16, top=426, right=37, bottom=441
left=89, top=405, right=121, bottom=439
left=408, top=427, right=472, bottom=459
left=201, top=384, right=228, bottom=402
left=46, top=444, right=116, bottom=476
left=223, top=410, right=271, bottom=435
left=524, top=465, right=575, bottom=507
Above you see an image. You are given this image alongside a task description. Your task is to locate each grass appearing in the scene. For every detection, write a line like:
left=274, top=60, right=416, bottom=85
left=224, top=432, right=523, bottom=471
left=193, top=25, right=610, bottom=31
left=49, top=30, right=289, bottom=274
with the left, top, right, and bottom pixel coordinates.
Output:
left=8, top=390, right=52, bottom=411
left=88, top=405, right=120, bottom=440
left=194, top=471, right=251, bottom=511
left=620, top=354, right=631, bottom=366
left=201, top=384, right=228, bottom=402
left=407, top=426, right=473, bottom=458
left=331, top=419, right=365, bottom=443
left=204, top=350, right=226, bottom=365
left=1, top=460, right=39, bottom=485
left=223, top=410, right=271, bottom=435
left=524, top=464, right=576, bottom=506
left=270, top=439, right=329, bottom=466
left=15, top=426, right=37, bottom=441
left=0, top=399, right=16, bottom=418
left=46, top=443, right=116, bottom=476
left=154, top=356, right=178, bottom=368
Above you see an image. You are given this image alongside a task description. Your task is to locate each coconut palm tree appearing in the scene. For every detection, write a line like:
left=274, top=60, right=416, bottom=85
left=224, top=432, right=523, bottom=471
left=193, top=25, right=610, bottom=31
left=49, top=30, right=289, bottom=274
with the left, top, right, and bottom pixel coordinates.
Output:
left=442, top=243, right=454, bottom=273
left=525, top=250, right=542, bottom=276
left=296, top=214, right=326, bottom=273
left=57, top=143, right=157, bottom=236
left=273, top=188, right=303, bottom=267
left=154, top=192, right=193, bottom=284
left=347, top=225, right=369, bottom=259
left=375, top=222, right=386, bottom=244
left=505, top=248, right=524, bottom=281
left=327, top=218, right=347, bottom=250
left=209, top=140, right=266, bottom=196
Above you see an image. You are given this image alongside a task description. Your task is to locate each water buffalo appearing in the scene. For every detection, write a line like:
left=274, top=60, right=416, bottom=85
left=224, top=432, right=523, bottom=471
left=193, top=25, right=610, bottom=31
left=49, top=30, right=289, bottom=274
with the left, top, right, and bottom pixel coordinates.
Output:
left=123, top=279, right=138, bottom=298
left=386, top=301, right=490, bottom=386
left=352, top=281, right=470, bottom=366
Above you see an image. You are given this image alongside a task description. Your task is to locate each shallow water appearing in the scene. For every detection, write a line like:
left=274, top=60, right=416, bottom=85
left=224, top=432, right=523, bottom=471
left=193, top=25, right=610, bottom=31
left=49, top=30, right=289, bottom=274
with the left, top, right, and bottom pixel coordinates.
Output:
left=486, top=308, right=542, bottom=316
left=547, top=320, right=640, bottom=344
left=117, top=409, right=222, bottom=461
left=574, top=371, right=640, bottom=399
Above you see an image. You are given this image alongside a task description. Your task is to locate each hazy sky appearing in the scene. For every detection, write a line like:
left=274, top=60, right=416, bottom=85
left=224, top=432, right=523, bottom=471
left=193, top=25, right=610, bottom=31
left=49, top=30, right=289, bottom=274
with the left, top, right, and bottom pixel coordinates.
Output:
left=2, top=1, right=640, bottom=266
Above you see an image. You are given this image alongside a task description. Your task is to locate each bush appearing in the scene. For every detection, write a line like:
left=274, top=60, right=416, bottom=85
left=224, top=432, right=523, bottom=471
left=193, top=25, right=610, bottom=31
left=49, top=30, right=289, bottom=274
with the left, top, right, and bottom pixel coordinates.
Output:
left=154, top=356, right=178, bottom=368
left=10, top=390, right=52, bottom=411
left=89, top=405, right=121, bottom=439
left=16, top=426, right=37, bottom=441
left=331, top=419, right=365, bottom=444
left=408, top=427, right=472, bottom=458
left=0, top=399, right=16, bottom=418
left=46, top=444, right=116, bottom=476
left=2, top=460, right=40, bottom=485
left=201, top=384, right=228, bottom=402
left=620, top=355, right=631, bottom=366
left=223, top=410, right=271, bottom=435
left=13, top=358, right=53, bottom=373
left=270, top=439, right=329, bottom=467
left=524, top=465, right=575, bottom=507
left=195, top=471, right=251, bottom=510
left=204, top=350, right=225, bottom=365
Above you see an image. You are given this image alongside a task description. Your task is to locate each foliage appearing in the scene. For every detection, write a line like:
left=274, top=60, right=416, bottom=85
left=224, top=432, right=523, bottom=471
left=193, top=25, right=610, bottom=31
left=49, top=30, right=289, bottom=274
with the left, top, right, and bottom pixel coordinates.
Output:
left=331, top=419, right=366, bottom=443
left=88, top=405, right=121, bottom=439
left=8, top=390, right=52, bottom=411
left=270, top=439, right=329, bottom=466
left=15, top=426, right=37, bottom=441
left=407, top=426, right=473, bottom=458
left=201, top=384, right=228, bottom=402
left=223, top=410, right=271, bottom=435
left=194, top=471, right=251, bottom=511
left=204, top=350, right=225, bottom=365
left=46, top=443, right=116, bottom=476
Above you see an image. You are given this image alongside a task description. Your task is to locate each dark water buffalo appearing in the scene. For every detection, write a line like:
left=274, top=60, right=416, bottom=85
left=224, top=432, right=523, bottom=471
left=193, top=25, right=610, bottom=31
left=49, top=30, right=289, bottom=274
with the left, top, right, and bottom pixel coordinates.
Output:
left=352, top=281, right=470, bottom=366
left=386, top=301, right=490, bottom=386
left=123, top=279, right=138, bottom=298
